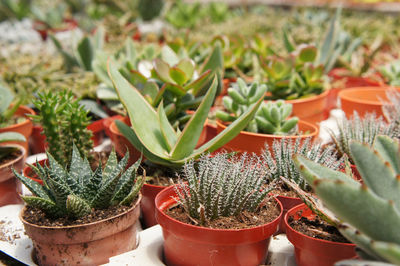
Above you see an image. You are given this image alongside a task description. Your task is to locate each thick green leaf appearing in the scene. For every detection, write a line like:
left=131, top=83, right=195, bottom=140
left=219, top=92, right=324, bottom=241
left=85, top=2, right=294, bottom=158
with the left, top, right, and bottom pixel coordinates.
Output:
left=299, top=46, right=317, bottom=63
left=170, top=67, right=188, bottom=86
left=170, top=77, right=217, bottom=159
left=108, top=61, right=170, bottom=159
left=154, top=58, right=174, bottom=83
left=13, top=168, right=50, bottom=200
left=66, top=194, right=91, bottom=218
left=21, top=196, right=61, bottom=217
left=176, top=59, right=194, bottom=80
left=161, top=45, right=180, bottom=66
left=158, top=102, right=177, bottom=150
left=77, top=37, right=93, bottom=71
left=0, top=132, right=26, bottom=143
left=0, top=83, right=13, bottom=114
left=186, top=70, right=212, bottom=95
left=373, top=136, right=400, bottom=175
left=372, top=241, right=400, bottom=265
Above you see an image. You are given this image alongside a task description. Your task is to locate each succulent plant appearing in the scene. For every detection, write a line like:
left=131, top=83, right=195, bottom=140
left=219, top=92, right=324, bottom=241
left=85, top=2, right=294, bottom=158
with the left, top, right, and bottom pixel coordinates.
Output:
left=109, top=61, right=263, bottom=168
left=50, top=27, right=105, bottom=72
left=31, top=90, right=93, bottom=166
left=0, top=0, right=31, bottom=21
left=15, top=145, right=144, bottom=219
left=175, top=153, right=273, bottom=226
left=165, top=0, right=204, bottom=29
left=31, top=3, right=68, bottom=29
left=262, top=44, right=326, bottom=100
left=0, top=82, right=23, bottom=127
left=329, top=112, right=400, bottom=164
left=137, top=0, right=163, bottom=21
left=294, top=135, right=400, bottom=264
left=379, top=60, right=400, bottom=87
left=0, top=132, right=26, bottom=160
left=216, top=78, right=299, bottom=135
left=383, top=89, right=400, bottom=127
left=262, top=137, right=343, bottom=191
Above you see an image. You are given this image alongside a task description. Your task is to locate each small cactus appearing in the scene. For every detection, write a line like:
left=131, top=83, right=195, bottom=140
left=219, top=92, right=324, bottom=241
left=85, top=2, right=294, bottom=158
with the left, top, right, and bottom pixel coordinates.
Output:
left=175, top=153, right=273, bottom=226
left=15, top=145, right=144, bottom=219
left=31, top=90, right=93, bottom=166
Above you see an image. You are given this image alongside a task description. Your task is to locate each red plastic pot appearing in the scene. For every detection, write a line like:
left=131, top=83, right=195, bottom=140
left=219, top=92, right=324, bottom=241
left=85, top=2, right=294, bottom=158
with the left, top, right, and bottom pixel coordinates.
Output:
left=339, top=87, right=398, bottom=119
left=33, top=19, right=78, bottom=41
left=155, top=185, right=282, bottom=266
left=21, top=194, right=141, bottom=266
left=285, top=204, right=356, bottom=266
left=275, top=195, right=303, bottom=234
left=29, top=119, right=106, bottom=154
left=140, top=183, right=166, bottom=228
left=0, top=105, right=35, bottom=152
left=216, top=120, right=319, bottom=155
left=0, top=144, right=26, bottom=206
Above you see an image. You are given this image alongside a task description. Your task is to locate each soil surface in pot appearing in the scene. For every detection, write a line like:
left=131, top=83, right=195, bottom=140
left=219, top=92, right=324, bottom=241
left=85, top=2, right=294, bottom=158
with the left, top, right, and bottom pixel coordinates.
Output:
left=288, top=215, right=350, bottom=243
left=270, top=182, right=299, bottom=198
left=138, top=162, right=180, bottom=187
left=22, top=198, right=138, bottom=227
left=0, top=149, right=22, bottom=165
left=165, top=198, right=280, bottom=230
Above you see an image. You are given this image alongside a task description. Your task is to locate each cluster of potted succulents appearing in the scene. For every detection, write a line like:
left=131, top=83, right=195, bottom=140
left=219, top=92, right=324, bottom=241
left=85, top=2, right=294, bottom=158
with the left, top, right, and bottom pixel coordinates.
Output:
left=3, top=0, right=400, bottom=265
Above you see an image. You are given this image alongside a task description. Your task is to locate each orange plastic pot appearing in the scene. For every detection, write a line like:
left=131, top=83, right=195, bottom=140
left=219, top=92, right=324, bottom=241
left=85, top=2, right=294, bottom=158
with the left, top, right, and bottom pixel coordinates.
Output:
left=285, top=204, right=356, bottom=266
left=33, top=19, right=78, bottom=41
left=275, top=195, right=303, bottom=234
left=21, top=194, right=141, bottom=266
left=140, top=183, right=166, bottom=228
left=285, top=89, right=329, bottom=125
left=29, top=119, right=106, bottom=154
left=0, top=105, right=35, bottom=152
left=0, top=144, right=25, bottom=206
left=327, top=69, right=383, bottom=111
left=108, top=117, right=143, bottom=166
left=216, top=120, right=319, bottom=155
left=156, top=185, right=282, bottom=266
left=339, top=87, right=398, bottom=119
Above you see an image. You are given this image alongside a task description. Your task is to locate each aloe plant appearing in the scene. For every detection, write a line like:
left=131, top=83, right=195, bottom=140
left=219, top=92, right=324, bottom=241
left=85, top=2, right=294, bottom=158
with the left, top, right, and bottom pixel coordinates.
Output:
left=0, top=132, right=26, bottom=160
left=294, top=136, right=400, bottom=264
left=15, top=145, right=144, bottom=219
left=0, top=82, right=23, bottom=127
left=380, top=60, right=400, bottom=87
left=176, top=153, right=273, bottom=226
left=108, top=61, right=263, bottom=167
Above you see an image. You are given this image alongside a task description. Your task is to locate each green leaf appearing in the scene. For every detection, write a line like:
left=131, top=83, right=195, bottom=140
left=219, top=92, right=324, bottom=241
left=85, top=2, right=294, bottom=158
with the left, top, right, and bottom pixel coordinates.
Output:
left=161, top=45, right=180, bottom=66
left=0, top=132, right=26, bottom=143
left=283, top=28, right=295, bottom=53
left=154, top=58, right=174, bottom=83
left=373, top=136, right=400, bottom=175
left=112, top=158, right=141, bottom=204
left=372, top=241, right=400, bottom=264
left=77, top=37, right=94, bottom=71
left=120, top=175, right=145, bottom=206
left=186, top=70, right=212, bottom=95
left=66, top=194, right=91, bottom=218
left=176, top=59, right=195, bottom=80
left=299, top=45, right=317, bottom=63
left=12, top=169, right=50, bottom=200
left=158, top=102, right=177, bottom=150
left=170, top=76, right=217, bottom=160
left=0, top=83, right=13, bottom=114
left=108, top=61, right=170, bottom=159
left=21, top=196, right=61, bottom=217
left=169, top=67, right=188, bottom=86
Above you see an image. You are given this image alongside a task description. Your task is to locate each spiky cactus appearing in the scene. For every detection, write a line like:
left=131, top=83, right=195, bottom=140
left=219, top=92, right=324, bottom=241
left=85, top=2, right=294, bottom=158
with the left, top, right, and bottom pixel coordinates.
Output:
left=262, top=138, right=342, bottom=191
left=216, top=78, right=298, bottom=134
left=175, top=153, right=273, bottom=226
left=32, top=90, right=93, bottom=166
left=329, top=112, right=399, bottom=164
left=15, top=145, right=144, bottom=219
left=294, top=136, right=400, bottom=264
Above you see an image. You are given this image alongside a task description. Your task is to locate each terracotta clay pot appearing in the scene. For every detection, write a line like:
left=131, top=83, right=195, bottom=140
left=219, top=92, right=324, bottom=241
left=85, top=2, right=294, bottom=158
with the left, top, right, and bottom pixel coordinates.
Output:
left=155, top=185, right=282, bottom=266
left=0, top=105, right=35, bottom=152
left=21, top=194, right=142, bottom=266
left=216, top=120, right=319, bottom=155
left=0, top=144, right=26, bottom=206
left=339, top=87, right=398, bottom=119
left=29, top=119, right=106, bottom=154
left=140, top=183, right=166, bottom=228
left=275, top=195, right=303, bottom=234
left=285, top=89, right=329, bottom=125
left=285, top=204, right=356, bottom=266
left=33, top=19, right=78, bottom=41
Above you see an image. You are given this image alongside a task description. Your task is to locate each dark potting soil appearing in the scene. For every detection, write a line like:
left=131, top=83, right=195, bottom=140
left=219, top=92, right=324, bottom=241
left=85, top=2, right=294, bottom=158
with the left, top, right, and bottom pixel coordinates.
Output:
left=0, top=149, right=22, bottom=165
left=165, top=198, right=281, bottom=230
left=270, top=181, right=299, bottom=198
left=288, top=215, right=350, bottom=243
left=22, top=197, right=138, bottom=227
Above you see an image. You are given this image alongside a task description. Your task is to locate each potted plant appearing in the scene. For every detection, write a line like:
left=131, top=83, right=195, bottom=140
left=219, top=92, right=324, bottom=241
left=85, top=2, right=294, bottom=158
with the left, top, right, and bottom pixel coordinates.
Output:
left=0, top=83, right=35, bottom=151
left=293, top=135, right=400, bottom=264
left=16, top=145, right=144, bottom=265
left=0, top=132, right=26, bottom=206
left=216, top=78, right=318, bottom=154
left=108, top=62, right=262, bottom=228
left=155, top=153, right=282, bottom=265
left=262, top=137, right=343, bottom=233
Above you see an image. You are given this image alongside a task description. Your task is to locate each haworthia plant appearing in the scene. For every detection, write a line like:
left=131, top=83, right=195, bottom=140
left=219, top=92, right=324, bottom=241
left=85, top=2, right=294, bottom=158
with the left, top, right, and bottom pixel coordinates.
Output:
left=108, top=62, right=263, bottom=167
left=294, top=136, right=400, bottom=264
left=175, top=153, right=273, bottom=226
left=15, top=144, right=144, bottom=219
